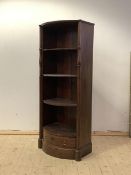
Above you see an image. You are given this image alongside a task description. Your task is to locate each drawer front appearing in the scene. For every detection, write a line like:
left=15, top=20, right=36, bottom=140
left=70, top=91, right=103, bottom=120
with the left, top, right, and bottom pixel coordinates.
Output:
left=44, top=130, right=76, bottom=149
left=43, top=142, right=75, bottom=160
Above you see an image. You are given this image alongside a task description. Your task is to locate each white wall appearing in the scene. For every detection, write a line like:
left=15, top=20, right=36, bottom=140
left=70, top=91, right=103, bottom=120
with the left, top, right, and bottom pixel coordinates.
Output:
left=0, top=0, right=130, bottom=131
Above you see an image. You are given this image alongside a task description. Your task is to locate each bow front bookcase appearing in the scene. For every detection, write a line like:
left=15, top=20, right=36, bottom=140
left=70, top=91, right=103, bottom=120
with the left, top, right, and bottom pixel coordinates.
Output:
left=38, top=20, right=94, bottom=161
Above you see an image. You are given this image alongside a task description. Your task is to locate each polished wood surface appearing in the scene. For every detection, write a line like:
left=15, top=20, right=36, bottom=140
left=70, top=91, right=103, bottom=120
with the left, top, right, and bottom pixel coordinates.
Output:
left=39, top=20, right=94, bottom=160
left=43, top=98, right=77, bottom=107
left=43, top=142, right=75, bottom=159
left=41, top=48, right=77, bottom=51
left=77, top=21, right=94, bottom=148
left=43, top=74, right=77, bottom=77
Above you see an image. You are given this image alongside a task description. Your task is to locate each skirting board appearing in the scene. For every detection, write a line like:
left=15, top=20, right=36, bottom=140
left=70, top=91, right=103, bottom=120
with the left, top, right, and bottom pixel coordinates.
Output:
left=0, top=130, right=39, bottom=135
left=92, top=131, right=128, bottom=136
left=0, top=130, right=128, bottom=136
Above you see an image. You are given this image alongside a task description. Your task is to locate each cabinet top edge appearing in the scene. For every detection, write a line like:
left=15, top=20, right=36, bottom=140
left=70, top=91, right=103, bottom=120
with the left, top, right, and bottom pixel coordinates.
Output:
left=39, top=20, right=95, bottom=27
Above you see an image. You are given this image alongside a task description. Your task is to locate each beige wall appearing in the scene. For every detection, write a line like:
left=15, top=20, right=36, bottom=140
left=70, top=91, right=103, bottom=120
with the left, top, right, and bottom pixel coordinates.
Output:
left=0, top=0, right=130, bottom=131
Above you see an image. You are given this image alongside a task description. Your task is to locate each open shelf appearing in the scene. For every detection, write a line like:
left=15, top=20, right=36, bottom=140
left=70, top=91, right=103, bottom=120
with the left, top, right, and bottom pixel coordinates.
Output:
left=43, top=98, right=77, bottom=107
left=43, top=76, right=77, bottom=102
left=44, top=122, right=76, bottom=137
left=42, top=23, right=78, bottom=49
left=43, top=51, right=77, bottom=75
left=43, top=105, right=76, bottom=130
left=43, top=74, right=77, bottom=78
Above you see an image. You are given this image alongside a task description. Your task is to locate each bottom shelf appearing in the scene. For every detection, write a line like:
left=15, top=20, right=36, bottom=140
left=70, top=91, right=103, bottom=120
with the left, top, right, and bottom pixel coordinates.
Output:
left=44, top=122, right=76, bottom=137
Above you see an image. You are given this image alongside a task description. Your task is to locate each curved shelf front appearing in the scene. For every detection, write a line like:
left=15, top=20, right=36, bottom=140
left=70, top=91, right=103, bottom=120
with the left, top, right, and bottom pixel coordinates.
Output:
left=40, top=48, right=78, bottom=51
left=43, top=98, right=77, bottom=107
left=43, top=74, right=77, bottom=78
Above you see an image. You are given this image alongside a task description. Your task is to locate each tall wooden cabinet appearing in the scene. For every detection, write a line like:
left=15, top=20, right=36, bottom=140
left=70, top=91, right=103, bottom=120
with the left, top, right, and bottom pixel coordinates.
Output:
left=38, top=20, right=94, bottom=161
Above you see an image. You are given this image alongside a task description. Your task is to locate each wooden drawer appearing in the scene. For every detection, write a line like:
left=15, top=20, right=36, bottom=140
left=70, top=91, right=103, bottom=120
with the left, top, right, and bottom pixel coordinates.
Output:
left=43, top=142, right=75, bottom=159
left=44, top=125, right=76, bottom=148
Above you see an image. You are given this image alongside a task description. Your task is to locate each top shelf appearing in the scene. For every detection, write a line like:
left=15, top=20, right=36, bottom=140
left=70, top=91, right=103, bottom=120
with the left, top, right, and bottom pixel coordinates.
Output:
left=40, top=48, right=78, bottom=51
left=40, top=20, right=94, bottom=27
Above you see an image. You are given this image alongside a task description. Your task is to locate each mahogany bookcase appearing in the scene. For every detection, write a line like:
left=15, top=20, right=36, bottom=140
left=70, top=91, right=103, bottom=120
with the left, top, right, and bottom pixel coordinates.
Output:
left=38, top=20, right=94, bottom=161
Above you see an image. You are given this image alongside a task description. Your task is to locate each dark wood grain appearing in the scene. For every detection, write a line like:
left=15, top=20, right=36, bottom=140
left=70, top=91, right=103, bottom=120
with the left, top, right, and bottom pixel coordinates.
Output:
left=43, top=50, right=77, bottom=75
left=78, top=21, right=94, bottom=148
left=42, top=23, right=78, bottom=49
left=43, top=142, right=75, bottom=159
left=44, top=133, right=76, bottom=149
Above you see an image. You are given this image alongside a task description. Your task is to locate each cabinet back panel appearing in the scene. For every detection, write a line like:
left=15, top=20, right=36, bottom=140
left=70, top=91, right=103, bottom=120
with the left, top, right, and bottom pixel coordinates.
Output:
left=56, top=107, right=76, bottom=129
left=44, top=78, right=77, bottom=102
left=43, top=52, right=57, bottom=74
left=57, top=78, right=77, bottom=101
left=43, top=24, right=78, bottom=49
left=43, top=104, right=57, bottom=126
left=43, top=51, right=77, bottom=74
left=43, top=106, right=76, bottom=129
left=43, top=78, right=57, bottom=99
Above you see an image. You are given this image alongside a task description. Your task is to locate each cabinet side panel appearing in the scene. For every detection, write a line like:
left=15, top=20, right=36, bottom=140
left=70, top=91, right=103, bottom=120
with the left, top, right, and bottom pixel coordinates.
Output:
left=78, top=22, right=94, bottom=148
left=39, top=26, right=44, bottom=147
left=39, top=27, right=43, bottom=134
